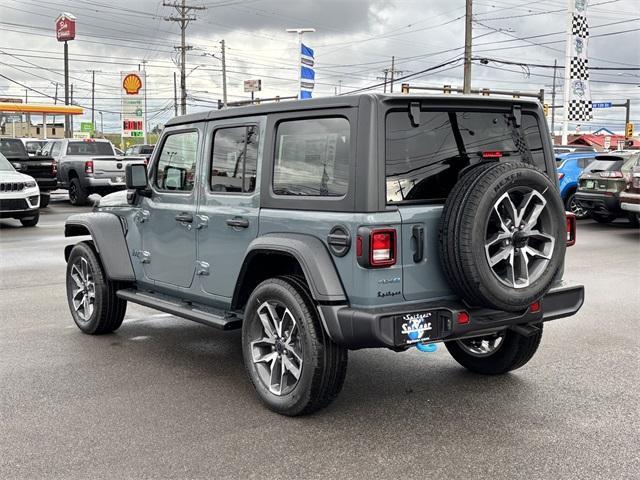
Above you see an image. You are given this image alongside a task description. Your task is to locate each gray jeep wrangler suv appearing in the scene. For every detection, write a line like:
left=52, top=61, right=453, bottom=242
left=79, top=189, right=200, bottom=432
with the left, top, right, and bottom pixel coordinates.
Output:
left=64, top=94, right=584, bottom=416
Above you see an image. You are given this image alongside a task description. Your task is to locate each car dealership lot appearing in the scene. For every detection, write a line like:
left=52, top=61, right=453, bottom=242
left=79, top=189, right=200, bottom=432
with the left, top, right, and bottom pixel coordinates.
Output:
left=1, top=199, right=638, bottom=479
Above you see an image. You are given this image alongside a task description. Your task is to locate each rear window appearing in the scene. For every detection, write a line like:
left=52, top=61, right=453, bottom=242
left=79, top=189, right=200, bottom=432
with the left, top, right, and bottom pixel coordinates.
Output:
left=66, top=141, right=114, bottom=156
left=273, top=117, right=350, bottom=197
left=385, top=110, right=546, bottom=204
left=25, top=141, right=45, bottom=154
left=0, top=138, right=27, bottom=156
left=584, top=159, right=624, bottom=173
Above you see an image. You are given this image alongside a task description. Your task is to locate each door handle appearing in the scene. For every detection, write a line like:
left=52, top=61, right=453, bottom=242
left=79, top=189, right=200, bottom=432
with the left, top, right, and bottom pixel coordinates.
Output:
left=175, top=212, right=193, bottom=223
left=226, top=216, right=249, bottom=229
left=411, top=225, right=425, bottom=262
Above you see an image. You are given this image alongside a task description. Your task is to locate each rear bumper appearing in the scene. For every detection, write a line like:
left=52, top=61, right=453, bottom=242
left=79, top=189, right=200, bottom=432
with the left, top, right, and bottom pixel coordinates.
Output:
left=320, top=281, right=584, bottom=349
left=575, top=191, right=620, bottom=215
left=35, top=178, right=58, bottom=191
left=620, top=191, right=640, bottom=213
left=85, top=177, right=126, bottom=189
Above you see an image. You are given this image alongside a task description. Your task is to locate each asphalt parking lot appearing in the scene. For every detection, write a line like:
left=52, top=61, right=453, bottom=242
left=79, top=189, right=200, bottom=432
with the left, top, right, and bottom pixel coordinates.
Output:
left=1, top=196, right=639, bottom=480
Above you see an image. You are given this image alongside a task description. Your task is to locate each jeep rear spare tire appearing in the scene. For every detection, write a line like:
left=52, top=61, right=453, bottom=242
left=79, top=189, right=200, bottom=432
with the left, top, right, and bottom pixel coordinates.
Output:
left=439, top=162, right=566, bottom=312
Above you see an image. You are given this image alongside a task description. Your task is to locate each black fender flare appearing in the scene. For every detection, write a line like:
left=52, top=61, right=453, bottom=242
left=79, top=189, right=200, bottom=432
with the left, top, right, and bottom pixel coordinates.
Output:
left=234, top=233, right=348, bottom=305
left=64, top=212, right=135, bottom=281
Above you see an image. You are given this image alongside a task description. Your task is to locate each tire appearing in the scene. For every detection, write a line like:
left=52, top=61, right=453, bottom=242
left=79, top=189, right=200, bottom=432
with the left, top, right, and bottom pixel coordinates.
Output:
left=19, top=211, right=39, bottom=227
left=445, top=324, right=543, bottom=375
left=564, top=192, right=589, bottom=219
left=242, top=276, right=348, bottom=416
left=439, top=162, right=566, bottom=312
left=69, top=178, right=88, bottom=206
left=39, top=193, right=50, bottom=208
left=591, top=212, right=616, bottom=224
left=66, top=242, right=127, bottom=334
left=627, top=213, right=640, bottom=227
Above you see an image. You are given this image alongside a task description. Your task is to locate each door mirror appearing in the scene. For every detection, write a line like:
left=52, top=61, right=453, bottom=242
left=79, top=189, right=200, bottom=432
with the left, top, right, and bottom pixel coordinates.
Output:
left=126, top=163, right=148, bottom=190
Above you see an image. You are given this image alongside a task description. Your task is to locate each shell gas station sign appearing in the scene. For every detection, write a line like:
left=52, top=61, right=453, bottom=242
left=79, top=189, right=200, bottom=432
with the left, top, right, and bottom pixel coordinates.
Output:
left=121, top=71, right=145, bottom=138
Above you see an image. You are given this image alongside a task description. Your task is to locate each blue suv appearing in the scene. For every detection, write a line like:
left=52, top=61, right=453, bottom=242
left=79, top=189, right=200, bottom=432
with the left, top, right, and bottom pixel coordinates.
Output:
left=62, top=95, right=584, bottom=415
left=557, top=151, right=598, bottom=218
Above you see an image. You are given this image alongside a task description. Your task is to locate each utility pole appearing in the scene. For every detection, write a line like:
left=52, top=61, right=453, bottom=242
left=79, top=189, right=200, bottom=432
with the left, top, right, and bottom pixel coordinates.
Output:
left=173, top=71, right=178, bottom=116
left=625, top=99, right=631, bottom=139
left=52, top=82, right=58, bottom=133
left=377, top=69, right=389, bottom=93
left=551, top=59, right=558, bottom=136
left=70, top=83, right=74, bottom=135
left=164, top=0, right=205, bottom=115
left=463, top=0, right=473, bottom=94
left=390, top=56, right=395, bottom=93
left=87, top=70, right=99, bottom=134
left=220, top=39, right=228, bottom=108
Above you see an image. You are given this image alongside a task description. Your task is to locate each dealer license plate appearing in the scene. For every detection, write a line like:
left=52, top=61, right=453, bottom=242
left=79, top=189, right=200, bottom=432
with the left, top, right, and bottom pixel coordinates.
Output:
left=395, top=310, right=440, bottom=345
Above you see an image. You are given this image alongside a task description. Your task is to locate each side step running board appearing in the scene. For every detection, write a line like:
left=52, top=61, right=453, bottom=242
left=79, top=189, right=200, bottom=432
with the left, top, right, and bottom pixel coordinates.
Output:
left=116, top=288, right=242, bottom=331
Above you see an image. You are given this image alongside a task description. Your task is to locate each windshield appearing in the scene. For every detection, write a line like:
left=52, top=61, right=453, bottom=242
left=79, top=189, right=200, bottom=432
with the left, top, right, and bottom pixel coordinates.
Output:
left=0, top=138, right=27, bottom=156
left=385, top=109, right=546, bottom=203
left=0, top=152, right=15, bottom=171
left=66, top=141, right=114, bottom=156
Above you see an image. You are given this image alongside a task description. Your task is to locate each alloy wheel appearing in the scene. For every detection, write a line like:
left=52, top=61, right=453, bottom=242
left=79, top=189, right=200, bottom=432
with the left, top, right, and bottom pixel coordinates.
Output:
left=69, top=257, right=95, bottom=321
left=250, top=300, right=303, bottom=396
left=569, top=196, right=587, bottom=218
left=484, top=187, right=556, bottom=289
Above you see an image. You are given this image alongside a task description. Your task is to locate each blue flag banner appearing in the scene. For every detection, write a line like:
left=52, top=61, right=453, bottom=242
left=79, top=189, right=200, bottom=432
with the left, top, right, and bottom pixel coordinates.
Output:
left=301, top=66, right=315, bottom=81
left=299, top=43, right=315, bottom=99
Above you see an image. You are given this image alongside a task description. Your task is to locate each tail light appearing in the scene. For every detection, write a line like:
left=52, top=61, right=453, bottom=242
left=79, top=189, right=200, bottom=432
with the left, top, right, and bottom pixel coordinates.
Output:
left=566, top=212, right=576, bottom=246
left=84, top=160, right=94, bottom=174
left=370, top=229, right=396, bottom=266
left=356, top=227, right=397, bottom=268
left=482, top=151, right=502, bottom=158
left=557, top=172, right=565, bottom=180
left=599, top=171, right=623, bottom=178
left=51, top=161, right=58, bottom=176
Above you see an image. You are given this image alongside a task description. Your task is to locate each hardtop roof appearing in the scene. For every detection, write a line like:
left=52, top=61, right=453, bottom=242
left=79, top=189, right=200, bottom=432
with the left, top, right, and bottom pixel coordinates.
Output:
left=165, top=93, right=541, bottom=127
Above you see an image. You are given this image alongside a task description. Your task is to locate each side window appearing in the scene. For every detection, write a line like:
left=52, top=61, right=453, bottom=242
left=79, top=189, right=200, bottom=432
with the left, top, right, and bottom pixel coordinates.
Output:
left=273, top=117, right=350, bottom=196
left=210, top=125, right=259, bottom=193
left=51, top=142, right=61, bottom=157
left=155, top=131, right=198, bottom=191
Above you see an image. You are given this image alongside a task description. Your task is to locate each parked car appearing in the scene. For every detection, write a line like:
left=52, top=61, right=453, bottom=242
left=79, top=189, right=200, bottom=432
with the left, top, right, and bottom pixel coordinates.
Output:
left=0, top=152, right=40, bottom=226
left=18, top=138, right=48, bottom=157
left=575, top=151, right=640, bottom=225
left=63, top=94, right=583, bottom=416
left=554, top=145, right=596, bottom=155
left=41, top=138, right=145, bottom=205
left=125, top=144, right=155, bottom=161
left=556, top=151, right=599, bottom=218
left=619, top=157, right=640, bottom=224
left=0, top=137, right=57, bottom=207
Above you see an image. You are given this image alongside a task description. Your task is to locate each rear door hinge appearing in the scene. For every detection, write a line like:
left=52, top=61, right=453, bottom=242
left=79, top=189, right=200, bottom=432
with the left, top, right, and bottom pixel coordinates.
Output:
left=134, top=209, right=150, bottom=223
left=196, top=261, right=210, bottom=276
left=195, top=214, right=209, bottom=229
left=132, top=249, right=151, bottom=263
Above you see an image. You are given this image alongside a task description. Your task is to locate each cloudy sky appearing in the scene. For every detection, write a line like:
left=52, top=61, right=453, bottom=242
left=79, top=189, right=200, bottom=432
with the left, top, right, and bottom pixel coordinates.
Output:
left=1, top=0, right=638, bottom=135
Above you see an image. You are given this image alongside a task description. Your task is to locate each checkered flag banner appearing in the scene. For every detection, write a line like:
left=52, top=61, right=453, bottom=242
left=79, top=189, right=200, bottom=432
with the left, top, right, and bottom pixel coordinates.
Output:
left=567, top=0, right=592, bottom=121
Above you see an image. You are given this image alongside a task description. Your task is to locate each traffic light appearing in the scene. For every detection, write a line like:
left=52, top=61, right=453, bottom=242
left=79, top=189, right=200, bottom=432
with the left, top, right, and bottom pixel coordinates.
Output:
left=625, top=122, right=634, bottom=138
left=543, top=104, right=549, bottom=117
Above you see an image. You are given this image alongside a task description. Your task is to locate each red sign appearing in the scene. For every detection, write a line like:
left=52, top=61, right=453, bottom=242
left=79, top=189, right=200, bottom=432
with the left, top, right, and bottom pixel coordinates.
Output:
left=56, top=13, right=76, bottom=42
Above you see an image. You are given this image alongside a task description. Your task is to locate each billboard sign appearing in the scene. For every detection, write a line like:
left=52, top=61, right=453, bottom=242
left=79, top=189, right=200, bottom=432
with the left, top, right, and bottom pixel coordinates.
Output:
left=244, top=79, right=262, bottom=92
left=80, top=122, right=93, bottom=132
left=56, top=13, right=76, bottom=42
left=121, top=71, right=145, bottom=138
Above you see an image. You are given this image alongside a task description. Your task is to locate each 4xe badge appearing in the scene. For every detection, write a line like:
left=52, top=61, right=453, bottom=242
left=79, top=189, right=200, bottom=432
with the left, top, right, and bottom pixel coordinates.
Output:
left=400, top=312, right=433, bottom=343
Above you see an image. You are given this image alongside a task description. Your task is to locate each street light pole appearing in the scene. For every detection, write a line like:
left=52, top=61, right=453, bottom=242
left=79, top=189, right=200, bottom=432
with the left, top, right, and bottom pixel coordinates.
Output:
left=99, top=111, right=103, bottom=136
left=286, top=28, right=315, bottom=99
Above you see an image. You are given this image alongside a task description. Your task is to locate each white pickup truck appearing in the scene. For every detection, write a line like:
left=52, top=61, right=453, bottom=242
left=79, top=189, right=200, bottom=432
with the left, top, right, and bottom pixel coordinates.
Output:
left=41, top=138, right=146, bottom=205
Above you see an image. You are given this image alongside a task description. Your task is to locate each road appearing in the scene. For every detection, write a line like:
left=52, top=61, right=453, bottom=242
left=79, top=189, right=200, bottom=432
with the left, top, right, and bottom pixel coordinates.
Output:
left=1, top=196, right=639, bottom=479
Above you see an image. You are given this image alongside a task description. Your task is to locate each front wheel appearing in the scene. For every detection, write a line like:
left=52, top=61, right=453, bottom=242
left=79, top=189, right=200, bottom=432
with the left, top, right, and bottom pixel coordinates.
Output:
left=20, top=211, right=39, bottom=227
left=242, top=277, right=348, bottom=416
left=445, top=324, right=543, bottom=375
left=66, top=242, right=127, bottom=334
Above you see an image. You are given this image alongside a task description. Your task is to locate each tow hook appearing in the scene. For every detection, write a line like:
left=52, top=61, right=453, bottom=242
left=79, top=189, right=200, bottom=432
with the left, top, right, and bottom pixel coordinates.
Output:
left=416, top=342, right=438, bottom=353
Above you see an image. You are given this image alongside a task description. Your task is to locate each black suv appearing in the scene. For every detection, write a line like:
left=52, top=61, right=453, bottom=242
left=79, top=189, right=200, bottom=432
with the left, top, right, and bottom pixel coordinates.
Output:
left=63, top=94, right=583, bottom=415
